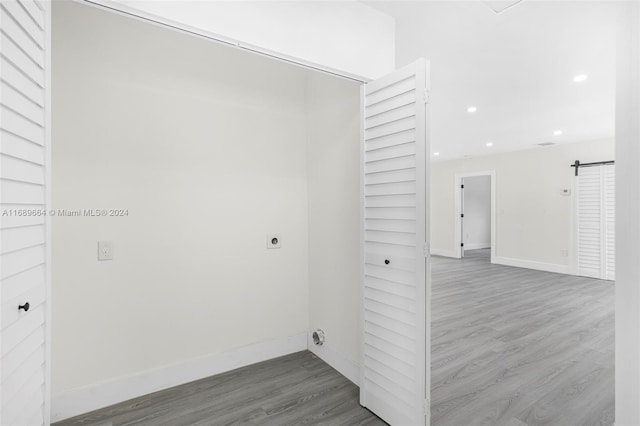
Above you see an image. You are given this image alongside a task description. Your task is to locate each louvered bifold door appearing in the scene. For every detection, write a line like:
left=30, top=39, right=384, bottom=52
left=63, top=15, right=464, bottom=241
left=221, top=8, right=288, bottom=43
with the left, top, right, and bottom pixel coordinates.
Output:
left=361, top=59, right=430, bottom=426
left=0, top=0, right=50, bottom=425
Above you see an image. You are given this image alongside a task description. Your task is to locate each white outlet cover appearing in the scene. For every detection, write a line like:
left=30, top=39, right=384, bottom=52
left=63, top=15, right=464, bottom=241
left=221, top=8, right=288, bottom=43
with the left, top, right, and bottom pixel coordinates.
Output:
left=267, top=235, right=281, bottom=249
left=98, top=241, right=113, bottom=260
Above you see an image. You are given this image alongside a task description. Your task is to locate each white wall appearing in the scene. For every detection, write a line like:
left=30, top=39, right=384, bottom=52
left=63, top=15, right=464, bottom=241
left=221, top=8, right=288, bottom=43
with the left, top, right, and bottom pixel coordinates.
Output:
left=463, top=175, right=491, bottom=250
left=373, top=1, right=616, bottom=161
left=52, top=0, right=311, bottom=404
left=88, top=0, right=395, bottom=80
left=306, top=73, right=361, bottom=383
left=615, top=2, right=640, bottom=424
left=431, top=139, right=614, bottom=269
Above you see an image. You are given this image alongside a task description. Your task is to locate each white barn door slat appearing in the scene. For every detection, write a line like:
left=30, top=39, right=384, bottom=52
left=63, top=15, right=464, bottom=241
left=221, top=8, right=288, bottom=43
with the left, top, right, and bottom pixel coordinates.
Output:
left=361, top=59, right=430, bottom=426
left=0, top=0, right=51, bottom=424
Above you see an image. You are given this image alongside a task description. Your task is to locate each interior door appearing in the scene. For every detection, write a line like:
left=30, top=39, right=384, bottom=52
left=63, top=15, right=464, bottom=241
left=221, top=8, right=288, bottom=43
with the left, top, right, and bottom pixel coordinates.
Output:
left=575, top=164, right=615, bottom=280
left=361, top=59, right=430, bottom=426
left=576, top=167, right=603, bottom=279
left=0, top=0, right=51, bottom=425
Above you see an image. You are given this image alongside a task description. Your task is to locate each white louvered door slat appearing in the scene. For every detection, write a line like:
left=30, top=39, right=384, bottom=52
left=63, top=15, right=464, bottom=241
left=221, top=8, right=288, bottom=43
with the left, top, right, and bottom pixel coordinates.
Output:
left=361, top=59, right=430, bottom=426
left=0, top=0, right=50, bottom=425
left=575, top=164, right=615, bottom=281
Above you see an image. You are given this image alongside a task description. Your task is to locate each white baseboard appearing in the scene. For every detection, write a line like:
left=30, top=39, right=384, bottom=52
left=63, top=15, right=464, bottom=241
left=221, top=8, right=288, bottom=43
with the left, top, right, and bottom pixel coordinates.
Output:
left=307, top=335, right=360, bottom=386
left=430, top=248, right=458, bottom=258
left=51, top=333, right=307, bottom=422
left=493, top=256, right=570, bottom=275
left=464, top=243, right=490, bottom=250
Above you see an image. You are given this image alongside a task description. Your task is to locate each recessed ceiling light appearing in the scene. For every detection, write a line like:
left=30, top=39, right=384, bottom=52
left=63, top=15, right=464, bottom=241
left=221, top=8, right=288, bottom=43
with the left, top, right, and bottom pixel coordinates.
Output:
left=433, top=152, right=440, bottom=156
left=482, top=0, right=526, bottom=14
left=554, top=130, right=563, bottom=136
left=573, top=74, right=588, bottom=83
left=486, top=142, right=493, bottom=147
left=467, top=106, right=477, bottom=113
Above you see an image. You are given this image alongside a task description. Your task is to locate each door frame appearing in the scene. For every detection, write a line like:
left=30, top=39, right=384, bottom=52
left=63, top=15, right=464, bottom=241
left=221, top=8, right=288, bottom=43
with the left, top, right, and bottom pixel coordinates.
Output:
left=454, top=171, right=496, bottom=262
left=76, top=0, right=369, bottom=84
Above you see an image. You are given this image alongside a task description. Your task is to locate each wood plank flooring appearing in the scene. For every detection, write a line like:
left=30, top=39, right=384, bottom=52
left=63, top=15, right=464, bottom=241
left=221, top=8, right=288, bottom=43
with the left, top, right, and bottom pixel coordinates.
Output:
left=53, top=351, right=385, bottom=426
left=55, top=249, right=614, bottom=425
left=431, top=249, right=614, bottom=426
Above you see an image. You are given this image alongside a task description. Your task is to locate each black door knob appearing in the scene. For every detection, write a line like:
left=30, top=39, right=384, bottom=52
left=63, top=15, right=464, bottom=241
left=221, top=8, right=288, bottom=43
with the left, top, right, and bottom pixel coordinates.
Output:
left=384, top=259, right=390, bottom=265
left=18, top=302, right=30, bottom=312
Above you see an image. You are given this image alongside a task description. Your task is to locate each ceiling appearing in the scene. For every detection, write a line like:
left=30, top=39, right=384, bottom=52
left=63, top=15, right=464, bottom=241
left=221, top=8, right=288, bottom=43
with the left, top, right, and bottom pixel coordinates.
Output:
left=364, top=0, right=618, bottom=161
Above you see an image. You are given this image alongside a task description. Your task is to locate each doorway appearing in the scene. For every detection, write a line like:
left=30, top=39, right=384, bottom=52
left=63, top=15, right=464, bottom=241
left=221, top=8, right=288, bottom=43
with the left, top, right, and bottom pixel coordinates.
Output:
left=454, top=171, right=496, bottom=262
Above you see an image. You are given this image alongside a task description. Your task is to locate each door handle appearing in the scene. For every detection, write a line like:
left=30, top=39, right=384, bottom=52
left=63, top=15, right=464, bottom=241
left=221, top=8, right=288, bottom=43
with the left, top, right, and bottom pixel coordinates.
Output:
left=384, top=259, right=390, bottom=265
left=18, top=302, right=30, bottom=312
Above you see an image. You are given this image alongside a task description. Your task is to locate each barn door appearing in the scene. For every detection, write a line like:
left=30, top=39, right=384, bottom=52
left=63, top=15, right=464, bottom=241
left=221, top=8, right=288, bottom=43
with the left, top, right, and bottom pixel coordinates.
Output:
left=361, top=59, right=430, bottom=426
left=0, top=0, right=51, bottom=425
left=575, top=164, right=615, bottom=280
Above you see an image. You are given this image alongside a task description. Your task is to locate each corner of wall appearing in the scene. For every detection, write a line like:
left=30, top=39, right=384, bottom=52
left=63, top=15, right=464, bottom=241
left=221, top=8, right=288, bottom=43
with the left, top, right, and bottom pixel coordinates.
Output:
left=51, top=333, right=308, bottom=423
left=305, top=71, right=363, bottom=387
left=307, top=335, right=360, bottom=386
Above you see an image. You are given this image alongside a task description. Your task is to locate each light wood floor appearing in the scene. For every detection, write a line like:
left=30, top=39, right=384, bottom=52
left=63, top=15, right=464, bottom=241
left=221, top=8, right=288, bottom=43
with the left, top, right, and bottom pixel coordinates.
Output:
left=55, top=249, right=614, bottom=425
left=431, top=249, right=614, bottom=426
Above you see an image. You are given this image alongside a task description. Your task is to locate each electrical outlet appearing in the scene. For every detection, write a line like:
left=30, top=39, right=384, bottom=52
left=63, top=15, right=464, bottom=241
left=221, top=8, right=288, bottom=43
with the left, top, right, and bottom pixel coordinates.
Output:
left=98, top=241, right=113, bottom=260
left=267, top=234, right=281, bottom=249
